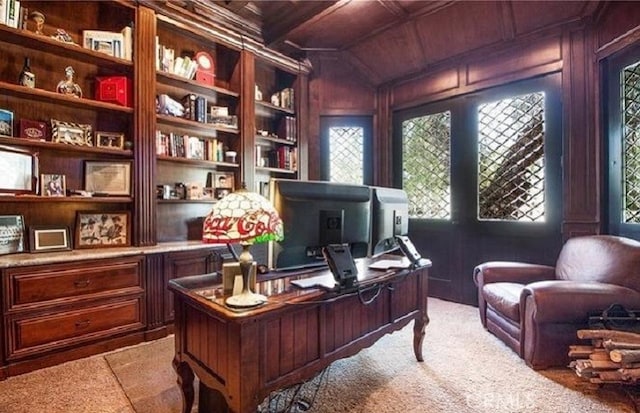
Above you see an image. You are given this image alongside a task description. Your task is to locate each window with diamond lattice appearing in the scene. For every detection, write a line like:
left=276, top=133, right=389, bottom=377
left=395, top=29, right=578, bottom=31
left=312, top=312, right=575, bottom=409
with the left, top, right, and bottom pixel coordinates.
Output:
left=622, top=61, right=640, bottom=224
left=477, top=92, right=545, bottom=222
left=329, top=126, right=363, bottom=184
left=402, top=112, right=451, bottom=219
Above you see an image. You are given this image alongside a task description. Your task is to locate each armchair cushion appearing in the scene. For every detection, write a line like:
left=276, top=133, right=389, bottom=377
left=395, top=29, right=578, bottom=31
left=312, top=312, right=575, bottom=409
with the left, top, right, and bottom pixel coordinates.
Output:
left=474, top=235, right=640, bottom=369
left=482, top=282, right=523, bottom=322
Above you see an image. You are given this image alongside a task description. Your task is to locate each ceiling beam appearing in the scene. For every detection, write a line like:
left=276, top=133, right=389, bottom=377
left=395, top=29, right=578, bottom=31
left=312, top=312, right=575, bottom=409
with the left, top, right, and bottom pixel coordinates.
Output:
left=262, top=1, right=341, bottom=46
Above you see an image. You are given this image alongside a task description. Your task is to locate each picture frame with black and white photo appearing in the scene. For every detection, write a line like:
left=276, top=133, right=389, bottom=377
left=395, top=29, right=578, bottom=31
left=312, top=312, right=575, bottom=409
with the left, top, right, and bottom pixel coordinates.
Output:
left=214, top=172, right=234, bottom=199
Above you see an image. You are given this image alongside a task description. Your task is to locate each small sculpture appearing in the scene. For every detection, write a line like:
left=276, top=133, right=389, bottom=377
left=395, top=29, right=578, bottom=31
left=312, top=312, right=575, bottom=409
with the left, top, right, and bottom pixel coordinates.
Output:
left=29, top=11, right=45, bottom=35
left=56, top=66, right=82, bottom=98
left=51, top=29, right=76, bottom=45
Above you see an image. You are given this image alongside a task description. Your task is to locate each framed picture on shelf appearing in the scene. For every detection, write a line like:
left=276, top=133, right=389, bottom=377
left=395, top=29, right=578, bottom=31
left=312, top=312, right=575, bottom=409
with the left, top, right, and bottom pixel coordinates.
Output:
left=0, top=145, right=36, bottom=194
left=40, top=174, right=66, bottom=197
left=29, top=226, right=72, bottom=253
left=0, top=109, right=13, bottom=137
left=51, top=119, right=92, bottom=146
left=0, top=215, right=25, bottom=255
left=84, top=161, right=132, bottom=196
left=96, top=132, right=125, bottom=149
left=215, top=187, right=231, bottom=200
left=75, top=211, right=130, bottom=248
left=214, top=172, right=234, bottom=189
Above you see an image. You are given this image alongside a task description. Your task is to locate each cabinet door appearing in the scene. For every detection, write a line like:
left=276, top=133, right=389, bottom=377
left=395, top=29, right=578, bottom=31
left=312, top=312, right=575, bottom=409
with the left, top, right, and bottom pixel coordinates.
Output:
left=0, top=1, right=136, bottom=237
left=164, top=248, right=222, bottom=321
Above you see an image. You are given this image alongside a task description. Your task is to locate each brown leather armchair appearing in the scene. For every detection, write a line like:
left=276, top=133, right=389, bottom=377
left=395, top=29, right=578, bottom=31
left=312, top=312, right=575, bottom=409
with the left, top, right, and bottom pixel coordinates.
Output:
left=473, top=235, right=640, bottom=369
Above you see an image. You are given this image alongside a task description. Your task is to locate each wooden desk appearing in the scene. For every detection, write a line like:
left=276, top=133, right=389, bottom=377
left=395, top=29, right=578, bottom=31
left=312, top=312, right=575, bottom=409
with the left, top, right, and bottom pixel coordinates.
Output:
left=168, top=256, right=431, bottom=413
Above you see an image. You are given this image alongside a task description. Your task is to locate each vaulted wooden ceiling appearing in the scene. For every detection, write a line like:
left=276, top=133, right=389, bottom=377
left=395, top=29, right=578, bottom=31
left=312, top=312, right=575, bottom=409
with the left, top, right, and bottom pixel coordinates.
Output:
left=195, top=0, right=604, bottom=85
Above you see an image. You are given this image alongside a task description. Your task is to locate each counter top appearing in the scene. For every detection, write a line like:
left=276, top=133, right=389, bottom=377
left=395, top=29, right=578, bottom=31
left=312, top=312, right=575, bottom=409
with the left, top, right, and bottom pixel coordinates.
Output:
left=0, top=241, right=227, bottom=268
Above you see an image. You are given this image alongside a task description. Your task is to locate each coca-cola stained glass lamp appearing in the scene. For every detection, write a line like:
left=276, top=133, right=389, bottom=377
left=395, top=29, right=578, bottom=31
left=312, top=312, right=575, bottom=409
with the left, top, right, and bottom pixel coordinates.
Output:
left=202, top=187, right=283, bottom=309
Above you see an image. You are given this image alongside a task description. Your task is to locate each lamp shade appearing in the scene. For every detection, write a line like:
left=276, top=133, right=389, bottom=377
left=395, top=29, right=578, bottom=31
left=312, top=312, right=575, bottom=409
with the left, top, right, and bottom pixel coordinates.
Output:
left=202, top=188, right=283, bottom=245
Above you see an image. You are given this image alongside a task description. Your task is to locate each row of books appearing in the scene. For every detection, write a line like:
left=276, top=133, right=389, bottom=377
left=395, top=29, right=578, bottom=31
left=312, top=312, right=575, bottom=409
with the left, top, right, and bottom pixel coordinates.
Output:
left=278, top=116, right=297, bottom=142
left=156, top=39, right=199, bottom=80
left=255, top=145, right=297, bottom=171
left=156, top=130, right=229, bottom=162
left=82, top=27, right=133, bottom=61
left=182, top=93, right=207, bottom=123
left=0, top=0, right=23, bottom=29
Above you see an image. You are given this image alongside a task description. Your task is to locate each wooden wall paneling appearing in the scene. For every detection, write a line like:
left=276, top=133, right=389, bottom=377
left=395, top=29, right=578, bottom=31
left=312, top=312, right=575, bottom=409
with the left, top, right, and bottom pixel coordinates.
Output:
left=240, top=50, right=256, bottom=189
left=308, top=55, right=322, bottom=181
left=296, top=73, right=309, bottom=181
left=561, top=26, right=601, bottom=238
left=144, top=253, right=167, bottom=339
left=391, top=67, right=460, bottom=110
left=134, top=5, right=158, bottom=246
left=374, top=85, right=392, bottom=187
left=595, top=2, right=640, bottom=54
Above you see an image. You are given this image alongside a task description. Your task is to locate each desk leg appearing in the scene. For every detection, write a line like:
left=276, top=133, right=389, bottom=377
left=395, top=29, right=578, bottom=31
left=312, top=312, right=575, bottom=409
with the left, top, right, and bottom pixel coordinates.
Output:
left=199, top=382, right=230, bottom=412
left=173, top=358, right=195, bottom=413
left=413, top=310, right=430, bottom=362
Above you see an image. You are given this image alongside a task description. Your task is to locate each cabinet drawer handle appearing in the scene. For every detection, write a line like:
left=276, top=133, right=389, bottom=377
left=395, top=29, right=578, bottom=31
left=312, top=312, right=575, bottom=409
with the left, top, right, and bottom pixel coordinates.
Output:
left=74, top=279, right=91, bottom=288
left=75, top=320, right=91, bottom=329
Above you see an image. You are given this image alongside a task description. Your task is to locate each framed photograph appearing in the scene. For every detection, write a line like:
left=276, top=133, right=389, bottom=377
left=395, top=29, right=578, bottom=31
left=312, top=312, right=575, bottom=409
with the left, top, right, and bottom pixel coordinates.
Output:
left=0, top=109, right=13, bottom=137
left=51, top=119, right=92, bottom=146
left=0, top=145, right=36, bottom=194
left=84, top=161, right=131, bottom=196
left=40, top=174, right=66, bottom=197
left=75, top=211, right=130, bottom=248
left=215, top=187, right=231, bottom=200
left=29, top=226, right=71, bottom=253
left=96, top=131, right=125, bottom=149
left=0, top=215, right=25, bottom=255
left=214, top=172, right=234, bottom=189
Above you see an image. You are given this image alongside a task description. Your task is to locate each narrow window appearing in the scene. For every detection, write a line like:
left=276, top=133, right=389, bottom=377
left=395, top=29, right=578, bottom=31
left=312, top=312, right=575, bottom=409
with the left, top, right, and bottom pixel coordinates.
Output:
left=477, top=92, right=546, bottom=222
left=401, top=111, right=451, bottom=219
left=622, top=61, right=640, bottom=223
left=328, top=125, right=364, bottom=185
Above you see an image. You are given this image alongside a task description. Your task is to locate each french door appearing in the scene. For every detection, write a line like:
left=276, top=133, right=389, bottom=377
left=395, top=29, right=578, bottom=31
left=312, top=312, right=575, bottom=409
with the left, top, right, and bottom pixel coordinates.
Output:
left=394, top=74, right=563, bottom=304
left=605, top=45, right=640, bottom=240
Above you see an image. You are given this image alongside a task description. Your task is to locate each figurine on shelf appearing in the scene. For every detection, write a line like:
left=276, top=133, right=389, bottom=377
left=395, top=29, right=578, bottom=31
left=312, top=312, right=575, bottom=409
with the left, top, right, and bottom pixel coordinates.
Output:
left=19, top=57, right=35, bottom=88
left=51, top=29, right=76, bottom=45
left=29, top=11, right=45, bottom=35
left=56, top=66, right=82, bottom=98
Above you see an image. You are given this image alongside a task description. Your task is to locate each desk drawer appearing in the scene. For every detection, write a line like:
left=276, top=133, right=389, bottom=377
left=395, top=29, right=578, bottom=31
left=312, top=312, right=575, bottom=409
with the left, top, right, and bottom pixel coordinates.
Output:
left=7, top=297, right=144, bottom=360
left=6, top=256, right=143, bottom=309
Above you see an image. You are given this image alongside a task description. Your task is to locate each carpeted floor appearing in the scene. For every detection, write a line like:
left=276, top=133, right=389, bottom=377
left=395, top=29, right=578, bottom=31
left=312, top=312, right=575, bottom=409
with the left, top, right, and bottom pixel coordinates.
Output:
left=0, top=298, right=636, bottom=413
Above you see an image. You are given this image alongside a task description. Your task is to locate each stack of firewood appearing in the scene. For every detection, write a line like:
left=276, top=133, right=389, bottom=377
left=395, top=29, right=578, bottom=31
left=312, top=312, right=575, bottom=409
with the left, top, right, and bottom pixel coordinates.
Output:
left=569, top=329, right=640, bottom=384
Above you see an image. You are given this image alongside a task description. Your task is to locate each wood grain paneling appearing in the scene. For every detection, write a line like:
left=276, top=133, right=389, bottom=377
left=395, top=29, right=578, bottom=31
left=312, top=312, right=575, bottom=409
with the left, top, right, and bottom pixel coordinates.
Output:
left=466, top=36, right=562, bottom=85
left=562, top=28, right=599, bottom=229
left=391, top=68, right=459, bottom=108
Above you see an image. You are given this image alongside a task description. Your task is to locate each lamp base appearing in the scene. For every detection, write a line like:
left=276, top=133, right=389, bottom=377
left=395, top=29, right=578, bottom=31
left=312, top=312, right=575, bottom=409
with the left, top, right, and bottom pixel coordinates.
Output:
left=225, top=290, right=267, bottom=309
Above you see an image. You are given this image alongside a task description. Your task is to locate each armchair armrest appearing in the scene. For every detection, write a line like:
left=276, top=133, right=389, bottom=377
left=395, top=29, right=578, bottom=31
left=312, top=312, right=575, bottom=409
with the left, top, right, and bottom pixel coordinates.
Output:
left=473, top=261, right=556, bottom=287
left=521, top=280, right=640, bottom=323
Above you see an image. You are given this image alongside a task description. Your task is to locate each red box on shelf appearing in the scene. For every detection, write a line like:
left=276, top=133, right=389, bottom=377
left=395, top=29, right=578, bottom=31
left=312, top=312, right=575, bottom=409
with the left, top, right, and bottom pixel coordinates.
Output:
left=95, top=76, right=132, bottom=107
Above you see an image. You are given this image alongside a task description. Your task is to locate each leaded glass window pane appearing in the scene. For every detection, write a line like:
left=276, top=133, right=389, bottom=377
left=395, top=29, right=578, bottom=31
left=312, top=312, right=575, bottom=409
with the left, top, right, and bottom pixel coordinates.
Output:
left=477, top=92, right=545, bottom=222
left=622, top=61, right=640, bottom=223
left=402, top=112, right=451, bottom=219
left=329, top=126, right=363, bottom=185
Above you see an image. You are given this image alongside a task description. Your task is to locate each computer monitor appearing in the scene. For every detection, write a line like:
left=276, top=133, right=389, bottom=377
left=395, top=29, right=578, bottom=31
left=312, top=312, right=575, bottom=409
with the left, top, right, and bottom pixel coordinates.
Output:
left=269, top=178, right=372, bottom=270
left=370, top=186, right=409, bottom=256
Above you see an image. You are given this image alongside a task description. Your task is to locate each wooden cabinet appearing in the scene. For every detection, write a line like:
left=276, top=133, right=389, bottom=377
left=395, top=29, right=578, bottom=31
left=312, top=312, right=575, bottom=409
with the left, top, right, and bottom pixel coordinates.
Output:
left=0, top=0, right=310, bottom=380
left=2, top=256, right=145, bottom=367
left=253, top=61, right=300, bottom=195
left=0, top=1, right=135, bottom=240
left=162, top=248, right=222, bottom=323
left=154, top=13, right=242, bottom=241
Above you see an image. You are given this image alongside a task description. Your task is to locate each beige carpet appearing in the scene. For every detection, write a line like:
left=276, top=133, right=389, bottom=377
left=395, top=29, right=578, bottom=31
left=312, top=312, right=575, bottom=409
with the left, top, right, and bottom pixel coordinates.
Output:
left=0, top=298, right=636, bottom=412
